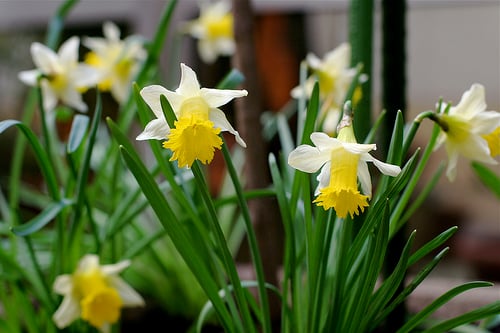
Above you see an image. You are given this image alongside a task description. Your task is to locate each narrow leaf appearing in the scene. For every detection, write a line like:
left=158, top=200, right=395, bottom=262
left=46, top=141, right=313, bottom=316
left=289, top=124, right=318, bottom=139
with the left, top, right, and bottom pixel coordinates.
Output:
left=11, top=199, right=73, bottom=236
left=67, top=114, right=89, bottom=153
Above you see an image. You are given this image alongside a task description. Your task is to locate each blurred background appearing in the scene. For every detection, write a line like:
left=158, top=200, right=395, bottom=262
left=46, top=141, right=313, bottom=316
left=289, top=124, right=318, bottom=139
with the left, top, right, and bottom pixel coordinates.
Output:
left=1, top=0, right=499, bottom=320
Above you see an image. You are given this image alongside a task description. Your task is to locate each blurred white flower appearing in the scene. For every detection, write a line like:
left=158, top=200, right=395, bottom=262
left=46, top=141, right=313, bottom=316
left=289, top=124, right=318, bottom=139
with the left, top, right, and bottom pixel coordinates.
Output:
left=433, top=83, right=500, bottom=181
left=83, top=21, right=146, bottom=103
left=18, top=37, right=99, bottom=112
left=183, top=0, right=235, bottom=64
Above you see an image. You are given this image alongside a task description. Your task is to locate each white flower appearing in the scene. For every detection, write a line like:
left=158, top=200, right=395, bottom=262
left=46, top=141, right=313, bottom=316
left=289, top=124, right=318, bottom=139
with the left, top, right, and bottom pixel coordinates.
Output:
left=288, top=124, right=400, bottom=218
left=183, top=0, right=235, bottom=64
left=137, top=63, right=247, bottom=168
left=434, top=83, right=500, bottom=181
left=291, top=43, right=361, bottom=134
left=18, top=37, right=99, bottom=112
left=83, top=21, right=146, bottom=103
left=53, top=254, right=144, bottom=333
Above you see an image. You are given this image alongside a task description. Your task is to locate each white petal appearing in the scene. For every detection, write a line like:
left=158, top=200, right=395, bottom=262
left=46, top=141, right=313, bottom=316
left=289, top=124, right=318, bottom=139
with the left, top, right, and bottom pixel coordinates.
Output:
left=198, top=40, right=218, bottom=64
left=101, top=259, right=130, bottom=276
left=103, top=21, right=120, bottom=41
left=53, top=275, right=73, bottom=295
left=455, top=134, right=498, bottom=164
left=52, top=295, right=80, bottom=329
left=361, top=153, right=402, bottom=177
left=72, top=65, right=100, bottom=88
left=215, top=38, right=235, bottom=56
left=60, top=88, right=87, bottom=112
left=288, top=144, right=330, bottom=173
left=342, top=142, right=377, bottom=155
left=201, top=88, right=248, bottom=108
left=108, top=276, right=145, bottom=307
left=140, top=85, right=178, bottom=120
left=209, top=108, right=246, bottom=147
left=18, top=70, right=39, bottom=86
left=305, top=52, right=322, bottom=69
left=136, top=118, right=170, bottom=141
left=58, top=36, right=80, bottom=66
left=471, top=111, right=500, bottom=135
left=310, top=132, right=342, bottom=151
left=316, top=162, right=331, bottom=192
left=357, top=160, right=372, bottom=197
left=41, top=82, right=58, bottom=112
left=78, top=254, right=100, bottom=272
left=452, top=83, right=486, bottom=119
left=31, top=42, right=59, bottom=73
left=177, top=63, right=201, bottom=96
left=445, top=148, right=460, bottom=181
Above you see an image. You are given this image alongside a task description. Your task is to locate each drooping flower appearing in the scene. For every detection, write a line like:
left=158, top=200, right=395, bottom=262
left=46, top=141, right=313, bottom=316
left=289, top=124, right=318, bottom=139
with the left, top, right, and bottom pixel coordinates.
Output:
left=432, top=83, right=500, bottom=181
left=182, top=0, right=235, bottom=64
left=291, top=43, right=363, bottom=134
left=482, top=126, right=500, bottom=158
left=52, top=254, right=144, bottom=333
left=137, top=63, right=247, bottom=168
left=83, top=21, right=146, bottom=103
left=288, top=113, right=401, bottom=219
left=18, top=37, right=99, bottom=112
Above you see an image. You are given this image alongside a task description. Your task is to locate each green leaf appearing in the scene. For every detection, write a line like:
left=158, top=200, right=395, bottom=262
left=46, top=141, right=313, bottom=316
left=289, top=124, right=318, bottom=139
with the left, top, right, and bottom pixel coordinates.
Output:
left=67, top=114, right=89, bottom=153
left=471, top=162, right=500, bottom=199
left=408, top=226, right=458, bottom=266
left=216, top=69, right=245, bottom=89
left=300, top=81, right=320, bottom=145
left=397, top=282, right=495, bottom=333
left=11, top=199, right=73, bottom=236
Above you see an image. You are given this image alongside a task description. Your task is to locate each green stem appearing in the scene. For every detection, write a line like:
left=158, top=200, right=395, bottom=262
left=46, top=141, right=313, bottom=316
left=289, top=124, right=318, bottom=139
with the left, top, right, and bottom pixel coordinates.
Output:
left=190, top=162, right=255, bottom=333
left=221, top=139, right=272, bottom=333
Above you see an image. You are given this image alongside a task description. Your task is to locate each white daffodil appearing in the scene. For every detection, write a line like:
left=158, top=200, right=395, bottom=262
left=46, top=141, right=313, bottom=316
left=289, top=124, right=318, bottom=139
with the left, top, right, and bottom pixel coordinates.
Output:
left=291, top=43, right=362, bottom=134
left=137, top=63, right=247, bottom=168
left=83, top=21, right=146, bottom=103
left=433, top=83, right=500, bottom=181
left=183, top=0, right=235, bottom=64
left=18, top=37, right=99, bottom=112
left=288, top=116, right=401, bottom=219
left=53, top=254, right=144, bottom=333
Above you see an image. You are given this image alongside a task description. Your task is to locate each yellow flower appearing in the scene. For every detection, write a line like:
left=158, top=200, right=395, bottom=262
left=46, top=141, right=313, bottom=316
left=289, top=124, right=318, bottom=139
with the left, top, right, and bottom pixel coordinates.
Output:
left=288, top=117, right=400, bottom=219
left=183, top=0, right=235, bottom=64
left=137, top=63, right=247, bottom=168
left=291, top=43, right=364, bottom=134
left=433, top=84, right=500, bottom=181
left=52, top=254, right=144, bottom=333
left=83, top=21, right=146, bottom=103
left=18, top=37, right=99, bottom=112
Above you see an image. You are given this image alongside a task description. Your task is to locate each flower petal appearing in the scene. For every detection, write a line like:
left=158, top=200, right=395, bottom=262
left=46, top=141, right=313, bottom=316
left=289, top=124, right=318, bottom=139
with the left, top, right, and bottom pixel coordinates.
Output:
left=177, top=63, right=201, bottom=96
left=342, top=142, right=377, bottom=155
left=361, top=153, right=402, bottom=177
left=31, top=42, right=59, bottom=73
left=53, top=275, right=73, bottom=295
left=310, top=132, right=342, bottom=151
left=136, top=118, right=170, bottom=141
left=140, top=85, right=178, bottom=120
left=315, top=162, right=331, bottom=193
left=18, top=69, right=39, bottom=86
left=357, top=160, right=372, bottom=197
left=108, top=276, right=145, bottom=307
left=471, top=111, right=500, bottom=135
left=53, top=295, right=81, bottom=329
left=103, top=21, right=120, bottom=41
left=288, top=144, right=330, bottom=173
left=101, top=260, right=130, bottom=276
left=201, top=87, right=248, bottom=108
left=452, top=83, right=487, bottom=119
left=209, top=108, right=246, bottom=147
left=58, top=36, right=80, bottom=66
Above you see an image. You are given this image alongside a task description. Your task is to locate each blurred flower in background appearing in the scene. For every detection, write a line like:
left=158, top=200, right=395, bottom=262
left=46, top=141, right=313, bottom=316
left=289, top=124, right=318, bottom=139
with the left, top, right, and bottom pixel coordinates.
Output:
left=432, top=83, right=500, bottom=181
left=83, top=21, right=146, bottom=104
left=18, top=36, right=99, bottom=112
left=52, top=254, right=145, bottom=333
left=182, top=0, right=235, bottom=64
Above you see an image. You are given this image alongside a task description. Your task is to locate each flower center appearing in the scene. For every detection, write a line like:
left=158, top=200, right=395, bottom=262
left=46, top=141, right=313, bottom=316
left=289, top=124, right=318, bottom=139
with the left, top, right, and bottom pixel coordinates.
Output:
left=73, top=269, right=123, bottom=329
left=205, top=13, right=233, bottom=39
left=47, top=73, right=68, bottom=93
left=179, top=96, right=210, bottom=120
left=440, top=114, right=471, bottom=144
left=163, top=114, right=222, bottom=168
left=313, top=147, right=369, bottom=218
left=316, top=69, right=336, bottom=98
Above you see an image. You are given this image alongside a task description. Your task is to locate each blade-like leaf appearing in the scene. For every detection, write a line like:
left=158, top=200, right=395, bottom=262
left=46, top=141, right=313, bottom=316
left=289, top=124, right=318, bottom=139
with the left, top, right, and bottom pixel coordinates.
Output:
left=11, top=199, right=73, bottom=236
left=67, top=114, right=89, bottom=153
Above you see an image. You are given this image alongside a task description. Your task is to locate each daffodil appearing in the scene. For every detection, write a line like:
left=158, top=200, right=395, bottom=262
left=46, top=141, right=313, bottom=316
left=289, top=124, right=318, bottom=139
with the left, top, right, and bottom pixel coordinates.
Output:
left=83, top=21, right=146, bottom=103
left=182, top=0, right=235, bottom=64
left=291, top=43, right=362, bottom=134
left=432, top=83, right=500, bottom=181
left=52, top=254, right=144, bottom=333
left=18, top=37, right=99, bottom=112
left=288, top=115, right=401, bottom=219
left=137, top=63, right=247, bottom=168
